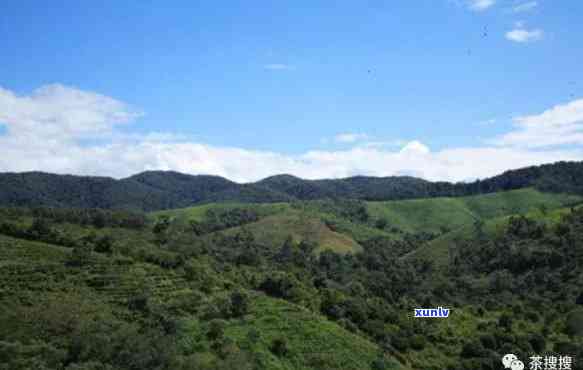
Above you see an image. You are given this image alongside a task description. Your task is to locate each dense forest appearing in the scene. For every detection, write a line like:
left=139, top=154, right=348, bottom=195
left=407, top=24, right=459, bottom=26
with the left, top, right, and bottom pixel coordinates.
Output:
left=2, top=161, right=583, bottom=211
left=1, top=179, right=582, bottom=369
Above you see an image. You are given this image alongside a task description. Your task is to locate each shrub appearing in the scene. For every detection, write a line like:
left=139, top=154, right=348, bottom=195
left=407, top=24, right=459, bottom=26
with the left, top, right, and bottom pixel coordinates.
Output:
left=207, top=319, right=227, bottom=342
left=498, top=314, right=513, bottom=330
left=94, top=235, right=113, bottom=254
left=528, top=333, right=546, bottom=353
left=269, top=337, right=289, bottom=357
left=127, top=293, right=149, bottom=313
left=524, top=310, right=540, bottom=323
left=565, top=309, right=583, bottom=337
left=29, top=217, right=53, bottom=237
left=410, top=335, right=426, bottom=351
left=554, top=341, right=579, bottom=354
left=67, top=245, right=92, bottom=267
left=479, top=334, right=497, bottom=350
left=461, top=340, right=485, bottom=358
left=371, top=356, right=400, bottom=370
left=229, top=290, right=250, bottom=318
left=390, top=335, right=409, bottom=352
left=375, top=218, right=388, bottom=230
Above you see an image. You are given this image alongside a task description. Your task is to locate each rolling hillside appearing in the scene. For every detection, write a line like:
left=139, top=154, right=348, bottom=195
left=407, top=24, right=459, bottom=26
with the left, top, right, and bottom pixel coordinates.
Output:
left=150, top=188, right=583, bottom=257
left=2, top=178, right=583, bottom=369
left=366, top=188, right=583, bottom=234
left=0, top=231, right=404, bottom=370
left=404, top=202, right=583, bottom=268
left=222, top=212, right=363, bottom=254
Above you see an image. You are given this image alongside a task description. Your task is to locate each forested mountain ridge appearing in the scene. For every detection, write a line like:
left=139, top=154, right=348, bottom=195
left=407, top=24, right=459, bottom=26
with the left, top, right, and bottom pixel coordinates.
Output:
left=1, top=161, right=583, bottom=211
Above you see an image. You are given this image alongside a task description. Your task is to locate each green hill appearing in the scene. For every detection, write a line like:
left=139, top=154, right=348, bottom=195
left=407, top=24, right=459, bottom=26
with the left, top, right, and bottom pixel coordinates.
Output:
left=404, top=202, right=583, bottom=267
left=2, top=187, right=583, bottom=369
left=151, top=202, right=390, bottom=252
left=3, top=161, right=583, bottom=211
left=185, top=294, right=404, bottom=370
left=152, top=202, right=292, bottom=221
left=366, top=188, right=583, bottom=234
left=222, top=212, right=362, bottom=254
left=149, top=188, right=582, bottom=257
left=0, top=231, right=407, bottom=370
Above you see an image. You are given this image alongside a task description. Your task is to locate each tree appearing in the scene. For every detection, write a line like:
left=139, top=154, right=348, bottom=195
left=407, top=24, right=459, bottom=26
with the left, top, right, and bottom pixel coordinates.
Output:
left=375, top=218, right=388, bottom=230
left=276, top=236, right=294, bottom=264
left=528, top=333, right=546, bottom=353
left=296, top=240, right=317, bottom=266
left=498, top=313, right=513, bottom=330
left=207, top=319, right=227, bottom=342
left=355, top=205, right=369, bottom=223
left=67, top=244, right=92, bottom=267
left=230, top=290, right=250, bottom=318
left=461, top=340, right=485, bottom=358
left=409, top=335, right=426, bottom=351
left=269, top=337, right=289, bottom=357
left=565, top=309, right=583, bottom=337
left=479, top=334, right=497, bottom=350
left=29, top=217, right=52, bottom=238
left=371, top=356, right=396, bottom=370
left=94, top=235, right=113, bottom=254
left=473, top=219, right=485, bottom=239
left=127, top=292, right=150, bottom=313
left=189, top=220, right=205, bottom=236
left=152, top=215, right=172, bottom=245
left=91, top=211, right=107, bottom=229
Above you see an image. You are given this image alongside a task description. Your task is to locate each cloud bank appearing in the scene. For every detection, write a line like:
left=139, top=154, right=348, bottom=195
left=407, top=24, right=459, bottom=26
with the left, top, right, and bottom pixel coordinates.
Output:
left=0, top=84, right=582, bottom=183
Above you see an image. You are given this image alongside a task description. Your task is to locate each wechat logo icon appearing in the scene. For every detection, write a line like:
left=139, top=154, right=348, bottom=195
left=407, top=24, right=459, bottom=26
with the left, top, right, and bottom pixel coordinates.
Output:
left=502, top=354, right=525, bottom=370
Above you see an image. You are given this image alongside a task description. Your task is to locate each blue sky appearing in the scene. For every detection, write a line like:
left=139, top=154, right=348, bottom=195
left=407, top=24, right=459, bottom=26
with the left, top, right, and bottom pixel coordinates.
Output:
left=1, top=0, right=582, bottom=182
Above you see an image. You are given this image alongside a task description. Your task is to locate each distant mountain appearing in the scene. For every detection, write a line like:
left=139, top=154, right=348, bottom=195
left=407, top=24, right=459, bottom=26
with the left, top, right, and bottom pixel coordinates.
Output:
left=1, top=161, right=583, bottom=211
left=255, top=174, right=434, bottom=201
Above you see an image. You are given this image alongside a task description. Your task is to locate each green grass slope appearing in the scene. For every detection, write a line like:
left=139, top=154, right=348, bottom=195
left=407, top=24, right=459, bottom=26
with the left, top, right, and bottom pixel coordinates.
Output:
left=0, top=233, right=191, bottom=305
left=183, top=294, right=405, bottom=370
left=367, top=188, right=583, bottom=234
left=151, top=188, right=582, bottom=257
left=151, top=202, right=292, bottom=221
left=152, top=202, right=370, bottom=254
left=405, top=203, right=583, bottom=267
left=223, top=211, right=362, bottom=254
left=0, top=232, right=407, bottom=370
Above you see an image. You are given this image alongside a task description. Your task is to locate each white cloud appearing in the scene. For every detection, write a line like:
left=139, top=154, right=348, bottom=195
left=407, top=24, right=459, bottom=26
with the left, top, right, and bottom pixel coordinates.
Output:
left=0, top=84, right=140, bottom=141
left=1, top=84, right=583, bottom=183
left=512, top=1, right=538, bottom=13
left=400, top=140, right=430, bottom=155
left=468, top=0, right=496, bottom=11
left=492, top=99, right=583, bottom=148
left=333, top=132, right=369, bottom=143
left=505, top=28, right=543, bottom=43
left=263, top=64, right=294, bottom=71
